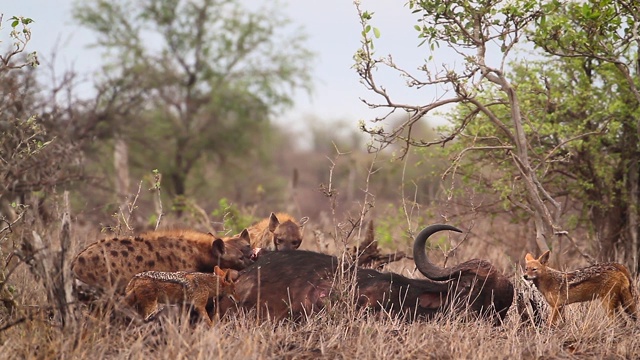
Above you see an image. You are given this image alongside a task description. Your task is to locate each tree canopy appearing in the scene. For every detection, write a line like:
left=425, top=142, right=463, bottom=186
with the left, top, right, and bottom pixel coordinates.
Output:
left=73, top=0, right=315, bottom=208
left=354, top=0, right=640, bottom=269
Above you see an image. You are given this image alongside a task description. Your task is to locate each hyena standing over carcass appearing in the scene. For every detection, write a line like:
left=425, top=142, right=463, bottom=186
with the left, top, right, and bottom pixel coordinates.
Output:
left=247, top=212, right=309, bottom=252
left=71, top=229, right=253, bottom=294
left=124, top=266, right=236, bottom=327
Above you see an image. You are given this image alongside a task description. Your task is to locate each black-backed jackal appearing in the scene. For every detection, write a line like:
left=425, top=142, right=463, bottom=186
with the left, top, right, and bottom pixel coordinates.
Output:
left=123, top=266, right=235, bottom=326
left=524, top=250, right=638, bottom=325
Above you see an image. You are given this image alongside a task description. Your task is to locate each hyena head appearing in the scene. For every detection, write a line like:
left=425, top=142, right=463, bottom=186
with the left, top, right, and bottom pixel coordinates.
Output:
left=524, top=250, right=550, bottom=281
left=268, top=213, right=309, bottom=251
left=216, top=229, right=254, bottom=270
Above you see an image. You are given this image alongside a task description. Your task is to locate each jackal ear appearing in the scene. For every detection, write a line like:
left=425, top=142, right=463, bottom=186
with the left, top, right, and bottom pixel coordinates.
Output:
left=211, top=238, right=226, bottom=256
left=298, top=216, right=309, bottom=227
left=214, top=265, right=228, bottom=279
left=214, top=265, right=224, bottom=276
left=226, top=269, right=239, bottom=282
left=539, top=250, right=551, bottom=265
left=268, top=212, right=280, bottom=232
left=239, top=228, right=250, bottom=242
left=525, top=253, right=535, bottom=262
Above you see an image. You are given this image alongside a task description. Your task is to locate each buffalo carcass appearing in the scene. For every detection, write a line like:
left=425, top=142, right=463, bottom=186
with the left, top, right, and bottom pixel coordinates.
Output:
left=219, top=224, right=505, bottom=322
left=413, top=224, right=514, bottom=324
left=218, top=250, right=461, bottom=321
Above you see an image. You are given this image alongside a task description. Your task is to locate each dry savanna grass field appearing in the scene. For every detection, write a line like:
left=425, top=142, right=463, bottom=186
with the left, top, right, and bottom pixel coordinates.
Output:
left=2, top=206, right=640, bottom=360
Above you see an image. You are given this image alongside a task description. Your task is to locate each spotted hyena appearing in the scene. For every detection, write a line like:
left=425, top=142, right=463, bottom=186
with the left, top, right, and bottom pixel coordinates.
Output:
left=123, top=266, right=235, bottom=327
left=71, top=229, right=253, bottom=294
left=247, top=212, right=309, bottom=252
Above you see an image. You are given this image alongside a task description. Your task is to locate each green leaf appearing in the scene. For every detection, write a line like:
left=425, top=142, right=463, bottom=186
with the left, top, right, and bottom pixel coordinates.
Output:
left=373, top=27, right=381, bottom=38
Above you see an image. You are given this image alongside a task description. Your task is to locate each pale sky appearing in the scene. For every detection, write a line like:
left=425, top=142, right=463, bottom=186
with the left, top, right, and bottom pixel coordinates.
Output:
left=1, top=1, right=443, bottom=135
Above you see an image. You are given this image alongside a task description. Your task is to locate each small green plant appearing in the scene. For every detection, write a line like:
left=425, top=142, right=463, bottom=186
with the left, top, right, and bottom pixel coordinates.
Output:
left=1, top=15, right=38, bottom=69
left=375, top=203, right=429, bottom=250
left=211, top=198, right=256, bottom=234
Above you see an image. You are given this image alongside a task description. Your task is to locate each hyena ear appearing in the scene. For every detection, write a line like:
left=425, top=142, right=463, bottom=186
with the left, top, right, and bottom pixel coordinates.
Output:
left=539, top=250, right=551, bottom=265
left=298, top=216, right=309, bottom=227
left=525, top=253, right=535, bottom=262
left=211, top=238, right=226, bottom=256
left=268, top=212, right=280, bottom=232
left=239, top=228, right=251, bottom=242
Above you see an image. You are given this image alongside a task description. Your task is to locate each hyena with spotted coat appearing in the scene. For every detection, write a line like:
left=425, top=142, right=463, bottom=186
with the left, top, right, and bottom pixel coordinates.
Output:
left=71, top=229, right=253, bottom=294
left=124, top=266, right=235, bottom=326
left=247, top=212, right=309, bottom=252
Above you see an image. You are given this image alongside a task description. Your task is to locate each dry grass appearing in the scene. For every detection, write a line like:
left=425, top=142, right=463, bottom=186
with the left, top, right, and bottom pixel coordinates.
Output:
left=2, top=219, right=640, bottom=360
left=2, top=289, right=640, bottom=360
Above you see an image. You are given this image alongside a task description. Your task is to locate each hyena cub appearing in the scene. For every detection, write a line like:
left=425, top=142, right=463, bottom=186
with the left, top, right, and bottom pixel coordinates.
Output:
left=247, top=212, right=309, bottom=252
left=524, top=250, right=638, bottom=325
left=124, top=266, right=235, bottom=327
left=72, top=229, right=253, bottom=294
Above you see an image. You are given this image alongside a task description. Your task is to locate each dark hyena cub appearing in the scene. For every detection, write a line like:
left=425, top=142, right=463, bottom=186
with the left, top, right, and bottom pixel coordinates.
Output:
left=72, top=229, right=253, bottom=294
left=124, top=266, right=235, bottom=327
left=247, top=212, right=309, bottom=252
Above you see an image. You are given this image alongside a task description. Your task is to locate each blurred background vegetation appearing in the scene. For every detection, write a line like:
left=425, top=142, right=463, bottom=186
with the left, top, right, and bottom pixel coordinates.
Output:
left=0, top=1, right=449, bottom=242
left=2, top=0, right=639, bottom=274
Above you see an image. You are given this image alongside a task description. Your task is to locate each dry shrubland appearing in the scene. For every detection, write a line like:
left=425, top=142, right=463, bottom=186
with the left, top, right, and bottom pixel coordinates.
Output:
left=1, top=204, right=640, bottom=360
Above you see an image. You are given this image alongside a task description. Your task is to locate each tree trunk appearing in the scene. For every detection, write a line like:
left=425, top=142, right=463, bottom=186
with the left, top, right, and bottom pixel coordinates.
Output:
left=114, top=135, right=130, bottom=204
left=593, top=202, right=625, bottom=262
left=171, top=171, right=187, bottom=218
left=171, top=137, right=190, bottom=218
left=21, top=191, right=76, bottom=328
left=626, top=125, right=639, bottom=271
left=627, top=158, right=639, bottom=271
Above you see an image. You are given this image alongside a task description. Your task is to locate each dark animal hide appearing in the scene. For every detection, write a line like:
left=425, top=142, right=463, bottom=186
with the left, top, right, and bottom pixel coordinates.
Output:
left=218, top=224, right=501, bottom=322
left=413, top=224, right=514, bottom=325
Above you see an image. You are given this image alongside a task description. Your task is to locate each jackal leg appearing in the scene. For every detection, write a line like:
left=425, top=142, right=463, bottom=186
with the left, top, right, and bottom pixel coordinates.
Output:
left=141, top=299, right=162, bottom=322
left=619, top=287, right=638, bottom=321
left=192, top=300, right=213, bottom=327
left=603, top=293, right=620, bottom=318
